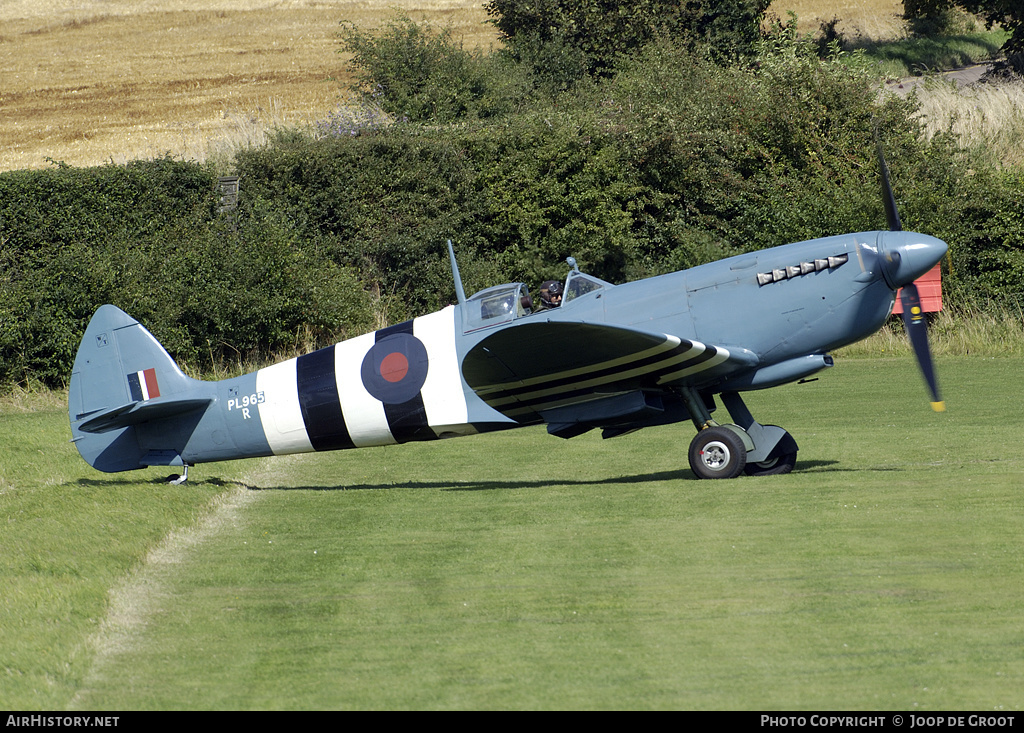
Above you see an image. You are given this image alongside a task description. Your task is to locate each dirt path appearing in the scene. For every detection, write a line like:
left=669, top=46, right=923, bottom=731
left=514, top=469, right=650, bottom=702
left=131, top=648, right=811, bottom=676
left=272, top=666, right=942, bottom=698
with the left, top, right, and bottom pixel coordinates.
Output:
left=67, top=466, right=270, bottom=709
left=884, top=62, right=994, bottom=96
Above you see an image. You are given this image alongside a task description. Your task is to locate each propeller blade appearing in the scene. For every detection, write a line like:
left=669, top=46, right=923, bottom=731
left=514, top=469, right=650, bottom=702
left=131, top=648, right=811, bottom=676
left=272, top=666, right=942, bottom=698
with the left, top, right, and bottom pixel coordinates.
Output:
left=899, top=282, right=944, bottom=412
left=876, top=139, right=903, bottom=233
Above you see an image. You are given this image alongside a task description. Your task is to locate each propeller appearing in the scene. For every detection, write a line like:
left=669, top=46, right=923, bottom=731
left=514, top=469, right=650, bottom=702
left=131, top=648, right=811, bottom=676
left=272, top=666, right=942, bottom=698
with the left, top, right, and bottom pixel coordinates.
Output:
left=876, top=135, right=945, bottom=412
left=877, top=140, right=902, bottom=232
left=899, top=282, right=945, bottom=411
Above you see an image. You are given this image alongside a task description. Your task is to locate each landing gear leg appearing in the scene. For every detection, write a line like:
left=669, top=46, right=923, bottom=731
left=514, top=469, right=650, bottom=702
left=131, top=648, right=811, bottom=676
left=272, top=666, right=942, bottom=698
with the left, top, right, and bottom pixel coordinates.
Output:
left=679, top=386, right=749, bottom=479
left=168, top=464, right=190, bottom=485
left=720, top=392, right=798, bottom=477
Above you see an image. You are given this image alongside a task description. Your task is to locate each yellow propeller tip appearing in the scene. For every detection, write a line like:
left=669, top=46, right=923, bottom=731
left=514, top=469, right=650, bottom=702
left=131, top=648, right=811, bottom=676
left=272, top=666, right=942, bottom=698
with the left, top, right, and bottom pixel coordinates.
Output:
left=931, top=401, right=946, bottom=412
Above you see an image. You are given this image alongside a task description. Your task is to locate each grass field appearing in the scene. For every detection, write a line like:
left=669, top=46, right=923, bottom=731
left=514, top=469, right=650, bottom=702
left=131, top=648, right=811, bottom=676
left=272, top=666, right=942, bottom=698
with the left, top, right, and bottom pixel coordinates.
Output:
left=3, top=357, right=1023, bottom=710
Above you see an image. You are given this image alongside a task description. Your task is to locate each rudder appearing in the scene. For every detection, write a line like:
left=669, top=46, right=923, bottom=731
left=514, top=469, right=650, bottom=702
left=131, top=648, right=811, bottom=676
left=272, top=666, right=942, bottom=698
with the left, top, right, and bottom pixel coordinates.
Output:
left=68, top=305, right=207, bottom=472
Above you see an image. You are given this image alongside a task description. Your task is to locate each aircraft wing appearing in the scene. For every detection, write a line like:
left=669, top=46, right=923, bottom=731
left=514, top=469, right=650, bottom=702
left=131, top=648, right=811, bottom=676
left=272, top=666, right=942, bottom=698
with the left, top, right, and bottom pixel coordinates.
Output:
left=461, top=321, right=756, bottom=424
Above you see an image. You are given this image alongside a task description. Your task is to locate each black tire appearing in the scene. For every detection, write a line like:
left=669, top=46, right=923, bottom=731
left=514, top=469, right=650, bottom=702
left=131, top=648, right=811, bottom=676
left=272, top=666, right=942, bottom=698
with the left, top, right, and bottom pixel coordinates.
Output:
left=688, top=427, right=747, bottom=479
left=743, top=450, right=797, bottom=477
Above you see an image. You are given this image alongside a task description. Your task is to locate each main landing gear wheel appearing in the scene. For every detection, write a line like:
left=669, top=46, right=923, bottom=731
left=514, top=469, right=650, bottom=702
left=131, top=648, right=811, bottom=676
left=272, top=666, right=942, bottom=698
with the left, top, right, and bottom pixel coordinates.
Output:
left=688, top=427, right=747, bottom=480
left=743, top=450, right=797, bottom=477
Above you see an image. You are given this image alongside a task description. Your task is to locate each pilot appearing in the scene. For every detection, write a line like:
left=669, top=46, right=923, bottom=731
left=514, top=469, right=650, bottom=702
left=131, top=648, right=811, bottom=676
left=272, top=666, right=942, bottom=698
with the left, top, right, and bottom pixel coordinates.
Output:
left=538, top=280, right=563, bottom=310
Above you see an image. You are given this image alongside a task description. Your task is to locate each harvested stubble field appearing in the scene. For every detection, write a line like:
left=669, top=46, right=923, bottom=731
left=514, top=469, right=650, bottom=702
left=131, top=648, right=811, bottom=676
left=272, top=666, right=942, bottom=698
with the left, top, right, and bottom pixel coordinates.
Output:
left=0, top=0, right=909, bottom=172
left=0, top=1, right=498, bottom=171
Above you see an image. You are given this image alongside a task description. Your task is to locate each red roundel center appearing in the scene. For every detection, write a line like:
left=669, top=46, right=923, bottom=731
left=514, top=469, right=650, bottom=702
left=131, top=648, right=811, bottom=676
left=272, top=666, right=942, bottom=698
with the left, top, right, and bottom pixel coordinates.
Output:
left=379, top=352, right=409, bottom=383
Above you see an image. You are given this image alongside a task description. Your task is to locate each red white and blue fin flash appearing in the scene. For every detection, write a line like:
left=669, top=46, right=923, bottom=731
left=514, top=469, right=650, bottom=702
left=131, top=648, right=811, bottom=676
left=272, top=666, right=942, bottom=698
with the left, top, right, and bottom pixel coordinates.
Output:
left=127, top=368, right=160, bottom=401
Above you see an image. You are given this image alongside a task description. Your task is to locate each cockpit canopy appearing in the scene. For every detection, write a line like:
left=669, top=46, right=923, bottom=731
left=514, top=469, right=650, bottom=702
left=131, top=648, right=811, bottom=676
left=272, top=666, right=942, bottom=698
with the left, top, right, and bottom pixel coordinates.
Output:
left=563, top=270, right=610, bottom=303
left=463, top=283, right=532, bottom=332
left=461, top=261, right=613, bottom=333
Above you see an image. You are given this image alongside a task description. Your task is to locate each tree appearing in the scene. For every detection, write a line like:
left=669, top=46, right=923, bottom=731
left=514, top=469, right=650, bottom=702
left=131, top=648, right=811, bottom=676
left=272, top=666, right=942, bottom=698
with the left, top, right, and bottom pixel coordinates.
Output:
left=903, top=0, right=1023, bottom=75
left=485, top=0, right=771, bottom=76
left=338, top=16, right=476, bottom=121
left=338, top=13, right=539, bottom=122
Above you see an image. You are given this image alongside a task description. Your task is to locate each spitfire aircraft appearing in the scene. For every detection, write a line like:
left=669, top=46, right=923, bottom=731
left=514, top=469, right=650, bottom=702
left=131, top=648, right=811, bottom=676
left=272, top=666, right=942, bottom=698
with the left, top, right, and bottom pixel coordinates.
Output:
left=69, top=150, right=946, bottom=481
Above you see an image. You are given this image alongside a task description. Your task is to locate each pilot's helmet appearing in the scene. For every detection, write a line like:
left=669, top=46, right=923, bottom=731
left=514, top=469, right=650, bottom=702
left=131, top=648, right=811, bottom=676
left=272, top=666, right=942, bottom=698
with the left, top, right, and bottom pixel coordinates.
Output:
left=540, top=280, right=563, bottom=307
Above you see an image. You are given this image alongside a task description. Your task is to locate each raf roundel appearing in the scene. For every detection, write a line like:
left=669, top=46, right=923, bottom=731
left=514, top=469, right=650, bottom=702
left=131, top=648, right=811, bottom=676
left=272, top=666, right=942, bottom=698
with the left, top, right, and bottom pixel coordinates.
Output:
left=360, top=333, right=429, bottom=404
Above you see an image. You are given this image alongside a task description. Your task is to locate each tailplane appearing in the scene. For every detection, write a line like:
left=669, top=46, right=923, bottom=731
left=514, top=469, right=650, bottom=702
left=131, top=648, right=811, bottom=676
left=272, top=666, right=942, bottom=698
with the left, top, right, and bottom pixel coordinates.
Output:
left=69, top=305, right=212, bottom=473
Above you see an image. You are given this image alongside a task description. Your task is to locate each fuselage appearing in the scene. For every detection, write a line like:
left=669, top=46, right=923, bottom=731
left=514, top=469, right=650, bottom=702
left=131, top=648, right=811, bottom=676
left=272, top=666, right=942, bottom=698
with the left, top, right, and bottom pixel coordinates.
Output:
left=69, top=229, right=946, bottom=472
left=177, top=230, right=944, bottom=463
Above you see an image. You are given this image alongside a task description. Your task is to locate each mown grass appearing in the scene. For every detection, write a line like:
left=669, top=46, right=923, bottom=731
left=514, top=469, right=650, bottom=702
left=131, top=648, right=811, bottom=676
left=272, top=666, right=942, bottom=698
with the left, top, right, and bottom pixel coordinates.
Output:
left=854, top=30, right=1010, bottom=79
left=4, top=357, right=1023, bottom=710
left=0, top=392, right=249, bottom=709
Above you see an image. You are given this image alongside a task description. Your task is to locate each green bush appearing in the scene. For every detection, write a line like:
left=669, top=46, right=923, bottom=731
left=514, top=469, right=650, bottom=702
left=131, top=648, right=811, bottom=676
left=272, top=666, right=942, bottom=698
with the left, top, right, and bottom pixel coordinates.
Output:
left=0, top=161, right=375, bottom=388
left=485, top=0, right=772, bottom=74
left=246, top=32, right=1023, bottom=305
left=0, top=158, right=216, bottom=250
left=339, top=14, right=535, bottom=122
left=235, top=129, right=496, bottom=312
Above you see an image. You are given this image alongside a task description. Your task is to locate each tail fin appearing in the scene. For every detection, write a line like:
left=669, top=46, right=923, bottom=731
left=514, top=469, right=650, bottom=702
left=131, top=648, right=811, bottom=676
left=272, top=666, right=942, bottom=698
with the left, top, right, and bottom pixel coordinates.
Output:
left=69, top=305, right=211, bottom=473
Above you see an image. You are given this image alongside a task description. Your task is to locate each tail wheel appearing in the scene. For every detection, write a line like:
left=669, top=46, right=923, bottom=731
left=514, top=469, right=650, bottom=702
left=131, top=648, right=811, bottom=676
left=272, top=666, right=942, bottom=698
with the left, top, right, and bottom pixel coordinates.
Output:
left=688, top=427, right=747, bottom=480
